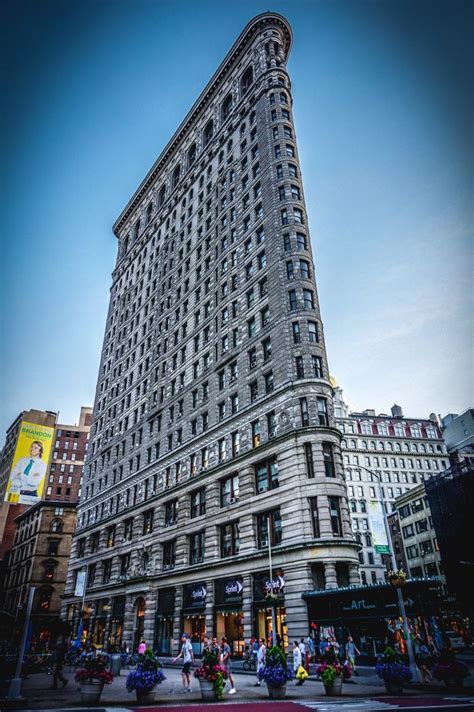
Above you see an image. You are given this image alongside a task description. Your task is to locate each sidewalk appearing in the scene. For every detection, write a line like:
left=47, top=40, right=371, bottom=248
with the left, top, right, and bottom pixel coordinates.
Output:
left=5, top=664, right=474, bottom=710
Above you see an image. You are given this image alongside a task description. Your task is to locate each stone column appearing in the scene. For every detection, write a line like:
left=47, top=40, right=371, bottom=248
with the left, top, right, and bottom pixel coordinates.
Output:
left=284, top=562, right=313, bottom=643
left=172, top=585, right=183, bottom=656
left=143, top=589, right=158, bottom=646
left=122, top=595, right=135, bottom=652
left=349, top=562, right=360, bottom=586
left=242, top=573, right=253, bottom=643
left=324, top=561, right=338, bottom=590
left=205, top=579, right=215, bottom=639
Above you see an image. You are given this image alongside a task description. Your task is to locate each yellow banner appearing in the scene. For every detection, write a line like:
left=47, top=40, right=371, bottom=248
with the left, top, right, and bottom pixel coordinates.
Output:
left=5, top=421, right=55, bottom=504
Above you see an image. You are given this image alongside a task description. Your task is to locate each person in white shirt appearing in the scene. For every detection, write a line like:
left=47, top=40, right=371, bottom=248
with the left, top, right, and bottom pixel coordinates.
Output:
left=293, top=640, right=303, bottom=683
left=9, top=441, right=47, bottom=504
left=255, top=638, right=266, bottom=686
left=173, top=634, right=194, bottom=692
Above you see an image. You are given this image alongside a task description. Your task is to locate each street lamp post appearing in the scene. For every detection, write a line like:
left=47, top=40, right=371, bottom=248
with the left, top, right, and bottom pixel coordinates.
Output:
left=7, top=586, right=35, bottom=700
left=267, top=518, right=278, bottom=648
left=347, top=465, right=421, bottom=682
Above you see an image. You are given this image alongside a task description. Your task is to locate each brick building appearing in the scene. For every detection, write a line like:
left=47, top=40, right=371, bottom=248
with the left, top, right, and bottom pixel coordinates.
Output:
left=44, top=407, right=92, bottom=503
left=1, top=501, right=77, bottom=648
left=63, top=12, right=359, bottom=655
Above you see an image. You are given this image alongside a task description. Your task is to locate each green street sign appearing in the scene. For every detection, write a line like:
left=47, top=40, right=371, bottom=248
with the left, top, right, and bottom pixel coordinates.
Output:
left=375, top=545, right=390, bottom=554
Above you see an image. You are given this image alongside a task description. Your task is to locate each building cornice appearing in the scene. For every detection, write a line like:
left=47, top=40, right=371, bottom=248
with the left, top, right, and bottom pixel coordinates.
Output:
left=112, top=12, right=292, bottom=238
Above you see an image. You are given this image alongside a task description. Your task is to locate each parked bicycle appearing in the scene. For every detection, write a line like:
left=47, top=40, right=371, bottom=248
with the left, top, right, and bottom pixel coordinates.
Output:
left=242, top=650, right=257, bottom=671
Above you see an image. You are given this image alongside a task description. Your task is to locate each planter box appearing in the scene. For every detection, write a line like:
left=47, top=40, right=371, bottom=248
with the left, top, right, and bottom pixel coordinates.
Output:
left=324, top=676, right=342, bottom=696
left=266, top=682, right=287, bottom=699
left=199, top=679, right=217, bottom=701
left=79, top=680, right=104, bottom=704
left=385, top=680, right=403, bottom=694
left=135, top=685, right=156, bottom=704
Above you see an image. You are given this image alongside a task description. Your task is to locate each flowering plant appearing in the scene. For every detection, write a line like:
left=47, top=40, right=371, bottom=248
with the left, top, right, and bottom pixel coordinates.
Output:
left=375, top=647, right=411, bottom=684
left=126, top=648, right=166, bottom=692
left=257, top=645, right=293, bottom=686
left=387, top=569, right=407, bottom=582
left=75, top=656, right=114, bottom=684
left=316, top=648, right=352, bottom=688
left=194, top=649, right=228, bottom=699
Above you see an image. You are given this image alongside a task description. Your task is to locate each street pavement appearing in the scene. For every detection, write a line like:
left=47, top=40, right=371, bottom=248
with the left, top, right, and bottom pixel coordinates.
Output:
left=4, top=663, right=474, bottom=711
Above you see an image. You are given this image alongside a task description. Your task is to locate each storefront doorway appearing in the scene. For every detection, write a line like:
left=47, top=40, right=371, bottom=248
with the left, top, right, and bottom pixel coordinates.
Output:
left=252, top=570, right=287, bottom=652
left=214, top=577, right=245, bottom=656
left=133, top=597, right=146, bottom=651
left=155, top=588, right=175, bottom=655
left=183, top=614, right=205, bottom=655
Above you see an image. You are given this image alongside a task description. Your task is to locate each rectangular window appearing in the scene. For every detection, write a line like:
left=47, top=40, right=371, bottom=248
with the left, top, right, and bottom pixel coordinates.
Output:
left=286, top=261, right=294, bottom=280
left=257, top=509, right=282, bottom=548
left=164, top=500, right=177, bottom=527
left=300, top=397, right=310, bottom=426
left=322, top=442, right=336, bottom=477
left=309, top=497, right=320, bottom=537
left=163, top=540, right=176, bottom=570
left=102, top=559, right=112, bottom=584
left=264, top=371, right=274, bottom=394
left=312, top=355, right=323, bottom=378
left=189, top=530, right=205, bottom=564
left=288, top=289, right=297, bottom=311
left=296, top=232, right=306, bottom=250
left=251, top=420, right=261, bottom=448
left=292, top=321, right=301, bottom=343
left=304, top=442, right=315, bottom=478
left=221, top=521, right=240, bottom=557
left=124, top=518, right=133, bottom=541
left=329, top=496, right=343, bottom=536
left=221, top=474, right=239, bottom=506
left=256, top=457, right=279, bottom=493
left=317, top=397, right=329, bottom=426
left=283, top=233, right=291, bottom=252
left=143, top=509, right=154, bottom=535
left=262, top=337, right=272, bottom=361
left=296, top=355, right=305, bottom=378
left=190, top=488, right=206, bottom=518
left=303, top=289, right=314, bottom=309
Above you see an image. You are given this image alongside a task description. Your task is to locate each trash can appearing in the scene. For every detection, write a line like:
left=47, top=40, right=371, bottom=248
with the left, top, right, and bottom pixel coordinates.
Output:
left=109, top=653, right=121, bottom=677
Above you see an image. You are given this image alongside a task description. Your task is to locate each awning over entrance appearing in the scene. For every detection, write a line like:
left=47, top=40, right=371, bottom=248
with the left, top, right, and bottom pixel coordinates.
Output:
left=303, top=578, right=442, bottom=622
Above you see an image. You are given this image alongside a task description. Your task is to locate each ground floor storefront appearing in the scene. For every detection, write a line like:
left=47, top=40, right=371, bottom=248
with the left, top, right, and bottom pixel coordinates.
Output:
left=64, top=555, right=360, bottom=656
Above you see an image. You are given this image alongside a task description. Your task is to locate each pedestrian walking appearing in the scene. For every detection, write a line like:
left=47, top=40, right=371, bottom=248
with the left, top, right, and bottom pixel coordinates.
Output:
left=319, top=636, right=328, bottom=659
left=293, top=640, right=303, bottom=683
left=255, top=638, right=266, bottom=686
left=345, top=635, right=360, bottom=674
left=172, top=633, right=194, bottom=692
left=51, top=641, right=68, bottom=690
left=220, top=636, right=236, bottom=694
left=299, top=638, right=306, bottom=669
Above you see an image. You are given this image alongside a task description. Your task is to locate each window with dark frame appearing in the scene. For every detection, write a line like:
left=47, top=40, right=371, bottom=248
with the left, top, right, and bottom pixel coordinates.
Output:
left=309, top=497, right=320, bottom=537
left=255, top=457, right=279, bottom=494
left=257, top=509, right=282, bottom=548
left=221, top=521, right=240, bottom=557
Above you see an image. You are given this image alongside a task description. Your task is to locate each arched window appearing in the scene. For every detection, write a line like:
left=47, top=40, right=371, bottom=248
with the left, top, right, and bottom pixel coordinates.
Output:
left=221, top=93, right=232, bottom=121
left=188, top=142, right=196, bottom=167
left=279, top=92, right=288, bottom=104
left=241, top=65, right=253, bottom=95
left=365, top=533, right=372, bottom=547
left=146, top=202, right=153, bottom=224
left=122, top=234, right=129, bottom=257
left=50, top=518, right=62, bottom=533
left=203, top=119, right=214, bottom=147
left=172, top=164, right=180, bottom=189
left=158, top=184, right=166, bottom=208
left=133, top=219, right=141, bottom=242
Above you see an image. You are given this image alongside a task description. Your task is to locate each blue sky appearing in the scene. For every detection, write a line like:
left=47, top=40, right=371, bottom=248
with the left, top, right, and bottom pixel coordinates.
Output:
left=1, top=0, right=472, bottom=437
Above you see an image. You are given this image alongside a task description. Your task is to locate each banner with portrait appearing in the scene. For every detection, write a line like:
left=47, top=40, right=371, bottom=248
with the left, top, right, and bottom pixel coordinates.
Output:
left=5, top=421, right=55, bottom=504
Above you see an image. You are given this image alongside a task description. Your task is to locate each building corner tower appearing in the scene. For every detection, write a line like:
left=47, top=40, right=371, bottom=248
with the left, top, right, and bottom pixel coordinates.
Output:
left=64, top=12, right=359, bottom=653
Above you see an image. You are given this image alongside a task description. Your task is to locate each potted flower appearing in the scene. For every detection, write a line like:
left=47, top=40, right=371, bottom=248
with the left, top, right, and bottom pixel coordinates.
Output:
left=257, top=645, right=293, bottom=699
left=126, top=647, right=166, bottom=703
left=375, top=646, right=411, bottom=694
left=316, top=648, right=352, bottom=695
left=75, top=656, right=114, bottom=704
left=433, top=650, right=469, bottom=690
left=387, top=569, right=407, bottom=588
left=194, top=648, right=228, bottom=701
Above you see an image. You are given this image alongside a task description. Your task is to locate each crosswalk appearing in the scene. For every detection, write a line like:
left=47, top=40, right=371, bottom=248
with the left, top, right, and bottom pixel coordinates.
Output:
left=299, top=698, right=474, bottom=712
left=300, top=702, right=398, bottom=711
